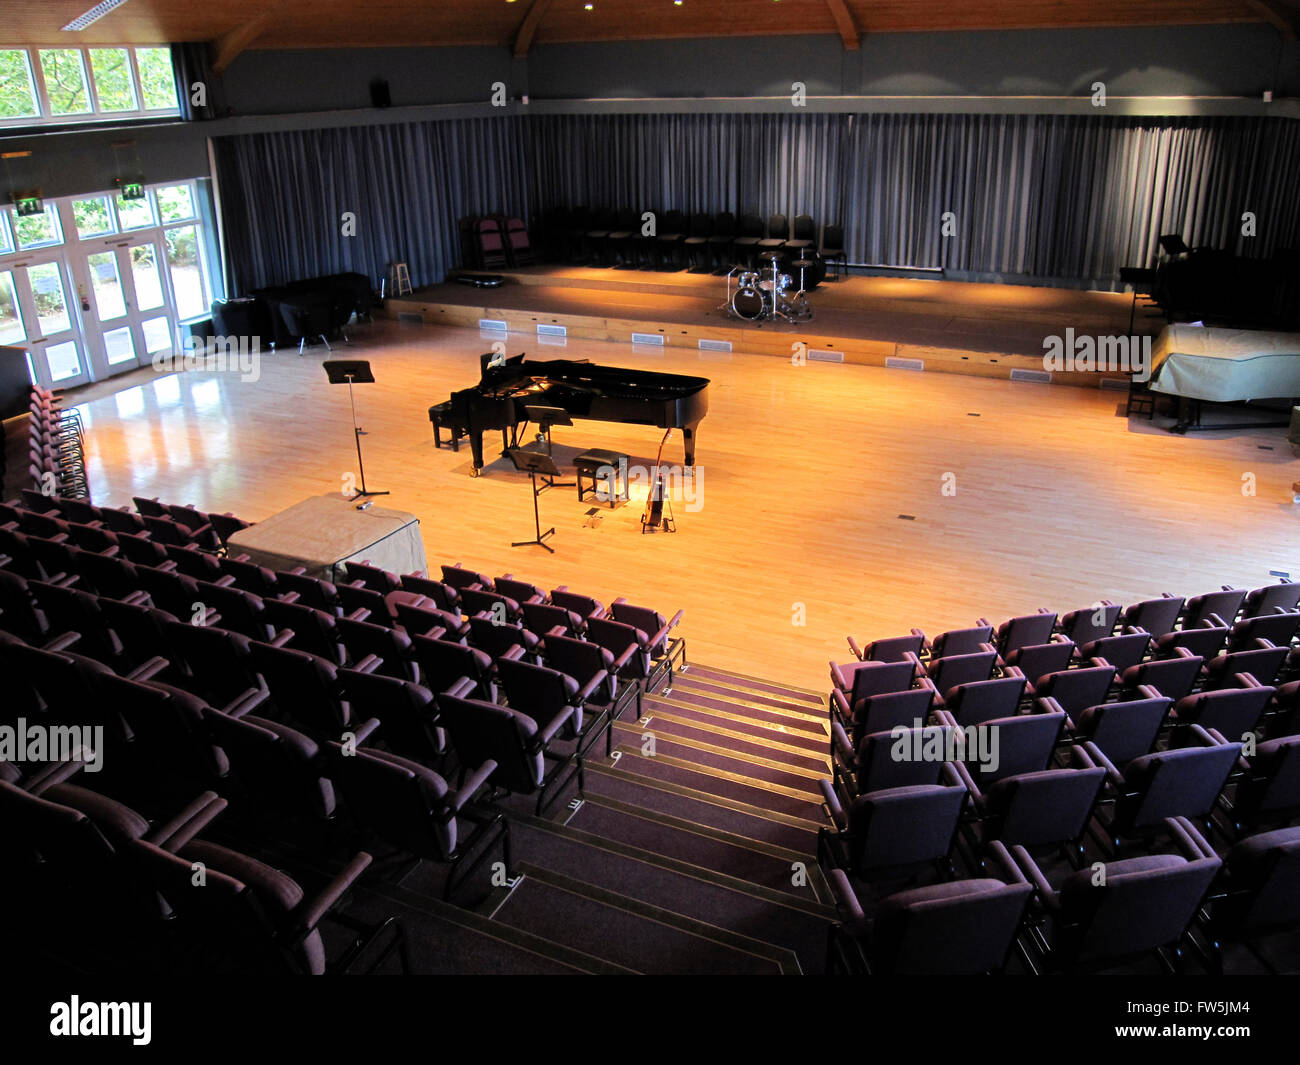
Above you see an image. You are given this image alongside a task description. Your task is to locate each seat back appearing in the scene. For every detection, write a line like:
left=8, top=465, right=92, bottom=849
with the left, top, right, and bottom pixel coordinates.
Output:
left=848, top=783, right=966, bottom=873
left=610, top=601, right=671, bottom=655
left=498, top=656, right=581, bottom=733
left=1225, top=827, right=1300, bottom=930
left=1121, top=741, right=1242, bottom=830
left=1175, top=683, right=1274, bottom=740
left=1007, top=641, right=1075, bottom=688
left=1229, top=612, right=1300, bottom=652
left=1184, top=588, right=1246, bottom=628
left=328, top=744, right=454, bottom=858
left=846, top=658, right=918, bottom=706
left=1236, top=736, right=1300, bottom=821
left=1120, top=596, right=1185, bottom=638
left=943, top=675, right=1027, bottom=728
left=870, top=878, right=1032, bottom=975
left=1203, top=644, right=1288, bottom=689
left=997, top=612, right=1057, bottom=656
left=975, top=711, right=1065, bottom=783
left=248, top=641, right=349, bottom=735
left=860, top=633, right=926, bottom=662
left=1127, top=653, right=1202, bottom=701
left=411, top=632, right=493, bottom=697
left=203, top=708, right=334, bottom=822
left=1036, top=664, right=1116, bottom=714
left=984, top=767, right=1106, bottom=847
left=163, top=619, right=263, bottom=708
left=1076, top=695, right=1171, bottom=766
left=853, top=685, right=935, bottom=739
left=927, top=650, right=996, bottom=694
left=1081, top=631, right=1151, bottom=675
left=930, top=625, right=994, bottom=658
left=337, top=667, right=443, bottom=763
left=587, top=616, right=650, bottom=677
left=1243, top=581, right=1300, bottom=618
left=1058, top=852, right=1221, bottom=964
left=440, top=694, right=543, bottom=794
left=855, top=726, right=950, bottom=791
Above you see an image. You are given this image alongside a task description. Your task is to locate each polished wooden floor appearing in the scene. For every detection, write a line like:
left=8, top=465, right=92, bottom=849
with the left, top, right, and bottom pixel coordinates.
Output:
left=76, top=318, right=1300, bottom=686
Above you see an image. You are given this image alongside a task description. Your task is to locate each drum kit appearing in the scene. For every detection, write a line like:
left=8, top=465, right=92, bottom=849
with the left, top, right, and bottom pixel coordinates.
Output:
left=723, top=251, right=822, bottom=323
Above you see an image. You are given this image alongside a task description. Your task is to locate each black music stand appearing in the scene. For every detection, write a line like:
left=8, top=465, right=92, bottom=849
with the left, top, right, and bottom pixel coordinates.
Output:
left=323, top=360, right=388, bottom=500
left=507, top=448, right=558, bottom=552
left=523, top=404, right=576, bottom=489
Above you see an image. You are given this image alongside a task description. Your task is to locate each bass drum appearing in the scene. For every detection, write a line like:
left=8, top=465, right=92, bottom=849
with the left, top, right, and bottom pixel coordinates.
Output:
left=731, top=286, right=765, bottom=320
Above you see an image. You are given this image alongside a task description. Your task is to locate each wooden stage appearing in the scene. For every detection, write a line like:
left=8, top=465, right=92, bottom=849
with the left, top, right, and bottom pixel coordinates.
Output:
left=75, top=317, right=1299, bottom=687
left=383, top=266, right=1143, bottom=389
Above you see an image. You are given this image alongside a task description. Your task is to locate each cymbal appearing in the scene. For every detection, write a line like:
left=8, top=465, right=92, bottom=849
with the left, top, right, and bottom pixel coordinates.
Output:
left=758, top=250, right=782, bottom=261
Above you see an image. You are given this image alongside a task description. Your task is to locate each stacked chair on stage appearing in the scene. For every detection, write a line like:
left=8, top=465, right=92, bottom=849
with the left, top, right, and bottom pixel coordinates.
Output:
left=25, top=385, right=89, bottom=502
left=0, top=491, right=688, bottom=974
left=825, top=579, right=1300, bottom=973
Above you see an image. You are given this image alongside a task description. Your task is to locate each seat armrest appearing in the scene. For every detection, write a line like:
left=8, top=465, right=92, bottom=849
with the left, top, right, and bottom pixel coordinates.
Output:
left=353, top=654, right=383, bottom=674
left=1166, top=816, right=1216, bottom=860
left=948, top=758, right=981, bottom=803
left=985, top=840, right=1028, bottom=885
left=610, top=644, right=636, bottom=672
left=43, top=631, right=82, bottom=652
left=149, top=791, right=228, bottom=851
left=1009, top=844, right=1058, bottom=910
left=649, top=609, right=684, bottom=649
left=348, top=717, right=382, bottom=745
left=444, top=675, right=478, bottom=699
left=829, top=687, right=852, bottom=723
left=300, top=851, right=373, bottom=931
left=269, top=627, right=295, bottom=648
left=846, top=635, right=865, bottom=661
left=827, top=868, right=865, bottom=928
left=450, top=759, right=498, bottom=811
left=830, top=721, right=855, bottom=764
left=1079, top=741, right=1125, bottom=789
left=223, top=687, right=272, bottom=719
left=536, top=704, right=578, bottom=746
left=818, top=778, right=847, bottom=829
left=24, top=758, right=86, bottom=795
left=575, top=669, right=610, bottom=705
left=126, top=656, right=172, bottom=682
left=345, top=607, right=371, bottom=623
left=501, top=643, right=527, bottom=662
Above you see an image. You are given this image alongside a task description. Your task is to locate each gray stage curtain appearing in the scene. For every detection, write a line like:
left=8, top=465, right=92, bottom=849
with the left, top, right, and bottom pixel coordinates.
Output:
left=212, top=116, right=531, bottom=293
left=213, top=111, right=1300, bottom=292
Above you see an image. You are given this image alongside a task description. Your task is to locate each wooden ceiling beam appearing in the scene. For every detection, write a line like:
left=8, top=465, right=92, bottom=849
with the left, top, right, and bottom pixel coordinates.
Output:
left=210, top=6, right=288, bottom=74
left=825, top=0, right=861, bottom=51
left=513, top=0, right=555, bottom=59
left=1244, top=0, right=1300, bottom=40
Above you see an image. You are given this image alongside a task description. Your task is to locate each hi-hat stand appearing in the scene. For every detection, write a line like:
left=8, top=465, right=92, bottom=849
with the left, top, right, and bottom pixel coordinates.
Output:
left=323, top=360, right=388, bottom=501
left=506, top=447, right=559, bottom=552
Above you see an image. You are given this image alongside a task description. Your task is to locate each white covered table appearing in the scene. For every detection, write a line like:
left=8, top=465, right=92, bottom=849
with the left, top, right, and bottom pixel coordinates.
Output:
left=227, top=494, right=426, bottom=582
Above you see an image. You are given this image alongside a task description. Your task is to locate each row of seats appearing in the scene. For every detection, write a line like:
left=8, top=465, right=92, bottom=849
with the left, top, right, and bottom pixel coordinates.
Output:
left=25, top=386, right=89, bottom=503
left=462, top=214, right=536, bottom=272
left=821, top=589, right=1300, bottom=974
left=0, top=493, right=687, bottom=973
left=538, top=207, right=848, bottom=275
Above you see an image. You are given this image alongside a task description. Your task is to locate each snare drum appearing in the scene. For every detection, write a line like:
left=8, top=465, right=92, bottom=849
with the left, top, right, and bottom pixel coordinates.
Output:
left=737, top=271, right=760, bottom=289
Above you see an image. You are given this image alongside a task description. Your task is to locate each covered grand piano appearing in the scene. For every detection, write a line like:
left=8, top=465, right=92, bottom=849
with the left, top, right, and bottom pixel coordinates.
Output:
left=431, top=354, right=710, bottom=473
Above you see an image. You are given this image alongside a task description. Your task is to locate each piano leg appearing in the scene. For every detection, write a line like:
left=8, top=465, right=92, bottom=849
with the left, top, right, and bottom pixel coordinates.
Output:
left=470, top=430, right=486, bottom=473
left=682, top=422, right=699, bottom=467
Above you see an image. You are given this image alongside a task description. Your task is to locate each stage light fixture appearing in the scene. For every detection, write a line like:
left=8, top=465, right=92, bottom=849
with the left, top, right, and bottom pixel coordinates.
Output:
left=62, top=0, right=131, bottom=31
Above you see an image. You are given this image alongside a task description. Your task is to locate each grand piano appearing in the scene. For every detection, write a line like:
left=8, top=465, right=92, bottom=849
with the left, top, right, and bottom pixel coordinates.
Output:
left=432, top=354, right=710, bottom=473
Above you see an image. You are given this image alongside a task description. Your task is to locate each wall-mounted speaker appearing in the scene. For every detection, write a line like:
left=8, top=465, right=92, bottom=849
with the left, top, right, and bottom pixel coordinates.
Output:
left=370, top=79, right=392, bottom=108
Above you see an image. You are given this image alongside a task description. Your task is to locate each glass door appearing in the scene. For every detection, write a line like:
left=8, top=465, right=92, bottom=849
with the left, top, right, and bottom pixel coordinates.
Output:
left=70, top=235, right=178, bottom=376
left=8, top=256, right=90, bottom=387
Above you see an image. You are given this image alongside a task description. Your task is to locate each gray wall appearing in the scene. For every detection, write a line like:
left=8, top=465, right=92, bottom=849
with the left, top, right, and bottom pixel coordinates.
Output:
left=4, top=24, right=1297, bottom=203
left=221, top=25, right=1299, bottom=111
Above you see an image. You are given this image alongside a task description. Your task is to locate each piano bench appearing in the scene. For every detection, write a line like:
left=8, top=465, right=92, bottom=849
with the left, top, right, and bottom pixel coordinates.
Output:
left=429, top=401, right=468, bottom=452
left=574, top=449, right=630, bottom=508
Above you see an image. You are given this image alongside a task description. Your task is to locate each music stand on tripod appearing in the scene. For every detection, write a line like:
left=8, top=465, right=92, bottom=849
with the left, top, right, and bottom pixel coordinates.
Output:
left=323, top=360, right=388, bottom=501
left=506, top=448, right=559, bottom=552
left=522, top=404, right=576, bottom=489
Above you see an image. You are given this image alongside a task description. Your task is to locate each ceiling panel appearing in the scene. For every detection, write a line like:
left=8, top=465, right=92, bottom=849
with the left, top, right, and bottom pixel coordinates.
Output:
left=0, top=0, right=1278, bottom=50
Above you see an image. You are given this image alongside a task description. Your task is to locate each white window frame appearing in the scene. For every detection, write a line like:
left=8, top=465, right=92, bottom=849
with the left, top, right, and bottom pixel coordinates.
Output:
left=0, top=43, right=180, bottom=128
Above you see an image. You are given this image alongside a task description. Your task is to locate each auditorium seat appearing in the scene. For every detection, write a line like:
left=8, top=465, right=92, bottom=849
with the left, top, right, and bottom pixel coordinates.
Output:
left=1118, top=594, right=1186, bottom=638
left=411, top=632, right=496, bottom=702
left=1009, top=816, right=1221, bottom=973
left=334, top=668, right=446, bottom=766
left=1170, top=676, right=1275, bottom=743
left=1069, top=690, right=1172, bottom=769
left=826, top=842, right=1032, bottom=975
left=498, top=655, right=613, bottom=757
left=1242, top=579, right=1300, bottom=619
left=994, top=610, right=1058, bottom=657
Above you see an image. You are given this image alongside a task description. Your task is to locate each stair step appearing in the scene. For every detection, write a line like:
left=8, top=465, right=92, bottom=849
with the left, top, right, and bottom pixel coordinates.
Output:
left=649, top=687, right=829, bottom=736
left=671, top=673, right=828, bottom=718
left=682, top=662, right=826, bottom=704
left=646, top=696, right=831, bottom=755
left=587, top=761, right=823, bottom=847
left=632, top=709, right=831, bottom=775
left=495, top=867, right=786, bottom=974
left=612, top=747, right=828, bottom=817
left=613, top=724, right=827, bottom=793
left=507, top=823, right=828, bottom=968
